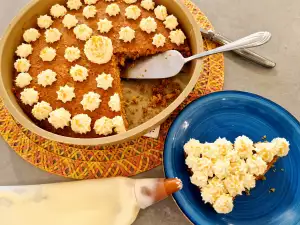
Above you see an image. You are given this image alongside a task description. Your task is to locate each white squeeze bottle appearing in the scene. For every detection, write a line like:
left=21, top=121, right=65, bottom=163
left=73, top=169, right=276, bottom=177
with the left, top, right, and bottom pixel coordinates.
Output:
left=0, top=177, right=182, bottom=225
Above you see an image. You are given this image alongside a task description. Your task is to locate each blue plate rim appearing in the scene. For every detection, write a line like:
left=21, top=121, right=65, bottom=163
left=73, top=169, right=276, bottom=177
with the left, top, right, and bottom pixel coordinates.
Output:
left=163, top=90, right=300, bottom=225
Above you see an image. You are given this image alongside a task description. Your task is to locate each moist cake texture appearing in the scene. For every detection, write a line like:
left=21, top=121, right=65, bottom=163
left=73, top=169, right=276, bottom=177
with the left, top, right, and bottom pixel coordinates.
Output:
left=12, top=0, right=191, bottom=138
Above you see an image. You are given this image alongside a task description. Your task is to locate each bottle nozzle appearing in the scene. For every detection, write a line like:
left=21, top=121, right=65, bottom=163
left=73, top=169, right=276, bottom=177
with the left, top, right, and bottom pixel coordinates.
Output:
left=134, top=178, right=182, bottom=209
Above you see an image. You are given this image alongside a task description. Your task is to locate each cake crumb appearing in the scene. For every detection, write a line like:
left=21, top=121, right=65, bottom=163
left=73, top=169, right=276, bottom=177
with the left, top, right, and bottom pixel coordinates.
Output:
left=149, top=79, right=181, bottom=108
left=131, top=96, right=138, bottom=105
left=245, top=190, right=250, bottom=196
left=269, top=188, right=276, bottom=193
left=261, top=176, right=267, bottom=181
left=142, top=107, right=148, bottom=116
left=139, top=84, right=146, bottom=94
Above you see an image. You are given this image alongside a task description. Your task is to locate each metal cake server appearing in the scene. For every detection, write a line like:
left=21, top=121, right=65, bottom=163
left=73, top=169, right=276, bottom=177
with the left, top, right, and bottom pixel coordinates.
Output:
left=123, top=31, right=272, bottom=79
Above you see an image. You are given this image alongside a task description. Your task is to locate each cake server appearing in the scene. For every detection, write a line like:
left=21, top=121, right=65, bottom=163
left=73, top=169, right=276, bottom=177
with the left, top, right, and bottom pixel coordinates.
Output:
left=123, top=31, right=272, bottom=79
left=199, top=28, right=276, bottom=68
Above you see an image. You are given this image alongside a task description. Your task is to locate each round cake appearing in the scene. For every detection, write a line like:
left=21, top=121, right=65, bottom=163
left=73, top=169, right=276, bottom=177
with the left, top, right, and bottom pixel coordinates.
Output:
left=12, top=0, right=191, bottom=138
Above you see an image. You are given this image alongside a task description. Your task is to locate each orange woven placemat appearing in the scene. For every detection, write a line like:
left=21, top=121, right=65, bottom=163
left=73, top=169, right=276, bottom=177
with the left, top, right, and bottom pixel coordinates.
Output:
left=0, top=0, right=224, bottom=179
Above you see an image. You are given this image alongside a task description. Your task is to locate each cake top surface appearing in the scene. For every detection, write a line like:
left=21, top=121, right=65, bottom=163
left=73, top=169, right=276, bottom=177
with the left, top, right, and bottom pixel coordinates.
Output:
left=13, top=0, right=190, bottom=138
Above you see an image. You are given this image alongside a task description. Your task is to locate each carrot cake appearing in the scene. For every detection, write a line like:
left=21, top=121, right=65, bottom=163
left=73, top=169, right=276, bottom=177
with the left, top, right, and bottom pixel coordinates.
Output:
left=12, top=0, right=191, bottom=138
left=184, top=136, right=290, bottom=214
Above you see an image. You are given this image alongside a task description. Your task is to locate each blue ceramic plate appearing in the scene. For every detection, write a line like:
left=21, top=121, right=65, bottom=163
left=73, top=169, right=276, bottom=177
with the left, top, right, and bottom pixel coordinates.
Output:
left=164, top=91, right=300, bottom=225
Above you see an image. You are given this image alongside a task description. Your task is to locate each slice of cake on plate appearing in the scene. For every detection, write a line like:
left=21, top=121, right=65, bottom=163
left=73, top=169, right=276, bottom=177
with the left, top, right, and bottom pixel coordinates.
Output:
left=184, top=136, right=290, bottom=214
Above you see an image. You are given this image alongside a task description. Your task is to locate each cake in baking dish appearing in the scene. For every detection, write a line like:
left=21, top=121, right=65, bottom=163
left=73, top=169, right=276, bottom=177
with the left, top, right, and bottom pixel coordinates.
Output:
left=12, top=0, right=191, bottom=138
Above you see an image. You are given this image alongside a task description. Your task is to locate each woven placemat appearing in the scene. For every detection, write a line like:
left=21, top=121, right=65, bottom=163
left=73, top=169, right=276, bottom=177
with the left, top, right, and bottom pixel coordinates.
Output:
left=0, top=0, right=224, bottom=179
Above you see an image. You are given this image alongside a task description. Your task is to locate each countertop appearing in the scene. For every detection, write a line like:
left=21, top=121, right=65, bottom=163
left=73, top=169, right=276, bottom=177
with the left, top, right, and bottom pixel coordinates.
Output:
left=1, top=0, right=300, bottom=224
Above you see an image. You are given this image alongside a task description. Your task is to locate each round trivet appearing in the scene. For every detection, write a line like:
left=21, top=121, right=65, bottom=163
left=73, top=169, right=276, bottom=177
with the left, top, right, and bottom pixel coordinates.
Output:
left=0, top=0, right=224, bottom=179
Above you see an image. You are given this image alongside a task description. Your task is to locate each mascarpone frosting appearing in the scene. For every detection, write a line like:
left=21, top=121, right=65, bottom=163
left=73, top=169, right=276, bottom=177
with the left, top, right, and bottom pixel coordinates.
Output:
left=37, top=69, right=57, bottom=87
left=212, top=159, right=230, bottom=179
left=67, top=0, right=83, bottom=10
left=184, top=138, right=202, bottom=157
left=14, top=58, right=31, bottom=73
left=73, top=24, right=93, bottom=41
left=23, top=28, right=40, bottom=43
left=154, top=5, right=167, bottom=21
left=96, top=72, right=114, bottom=90
left=64, top=46, right=81, bottom=62
left=81, top=92, right=101, bottom=111
left=63, top=14, right=79, bottom=29
left=169, top=29, right=186, bottom=46
left=202, top=143, right=221, bottom=159
left=141, top=0, right=155, bottom=11
left=163, top=15, right=178, bottom=30
left=125, top=5, right=141, bottom=20
left=45, top=28, right=62, bottom=43
left=214, top=138, right=234, bottom=156
left=201, top=178, right=227, bottom=204
left=186, top=156, right=213, bottom=177
left=40, top=47, right=57, bottom=62
left=246, top=154, right=267, bottom=176
left=37, top=15, right=53, bottom=29
left=15, top=73, right=32, bottom=88
left=20, top=88, right=39, bottom=106
left=70, top=64, right=89, bottom=82
left=106, top=3, right=120, bottom=16
left=124, top=0, right=137, bottom=3
left=213, top=194, right=234, bottom=214
left=71, top=114, right=92, bottom=134
left=97, top=18, right=113, bottom=33
left=50, top=4, right=67, bottom=18
left=84, top=35, right=113, bottom=64
left=255, top=142, right=276, bottom=163
left=119, top=26, right=135, bottom=43
left=15, top=43, right=33, bottom=58
left=152, top=33, right=166, bottom=48
left=190, top=171, right=208, bottom=189
left=32, top=101, right=53, bottom=121
left=83, top=5, right=97, bottom=19
left=140, top=17, right=157, bottom=34
left=225, top=149, right=240, bottom=163
left=242, top=173, right=256, bottom=190
left=234, top=135, right=254, bottom=159
left=57, top=85, right=76, bottom=103
left=223, top=174, right=245, bottom=197
left=272, top=138, right=290, bottom=157
left=228, top=159, right=248, bottom=176
left=94, top=116, right=114, bottom=135
left=108, top=93, right=121, bottom=112
left=48, top=108, right=71, bottom=129
left=84, top=0, right=98, bottom=4
left=112, top=116, right=126, bottom=134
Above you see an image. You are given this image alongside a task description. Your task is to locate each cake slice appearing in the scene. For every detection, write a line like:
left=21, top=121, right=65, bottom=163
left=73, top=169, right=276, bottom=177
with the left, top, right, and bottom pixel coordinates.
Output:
left=184, top=136, right=290, bottom=214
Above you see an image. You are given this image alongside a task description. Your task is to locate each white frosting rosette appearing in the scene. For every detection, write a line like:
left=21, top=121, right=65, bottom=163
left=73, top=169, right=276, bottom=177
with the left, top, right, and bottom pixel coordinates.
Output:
left=71, top=114, right=92, bottom=134
left=84, top=36, right=113, bottom=64
left=32, top=101, right=53, bottom=121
